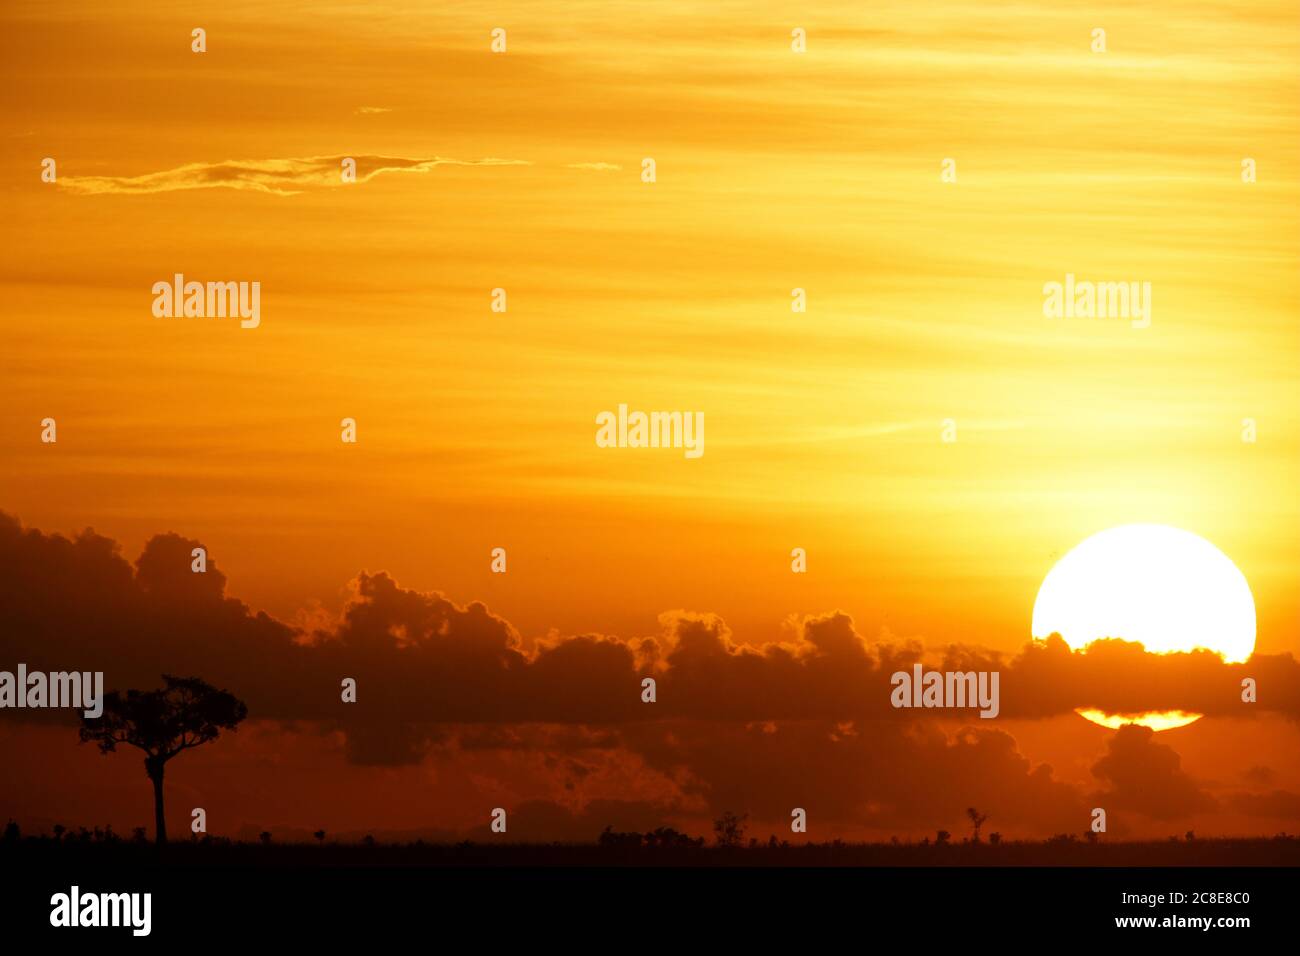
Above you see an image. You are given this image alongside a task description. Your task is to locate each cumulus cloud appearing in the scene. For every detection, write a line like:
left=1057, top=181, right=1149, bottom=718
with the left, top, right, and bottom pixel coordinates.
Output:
left=621, top=717, right=1088, bottom=834
left=56, top=155, right=530, bottom=197
left=3, top=512, right=1298, bottom=738
left=1090, top=725, right=1216, bottom=820
left=2, top=512, right=1296, bottom=835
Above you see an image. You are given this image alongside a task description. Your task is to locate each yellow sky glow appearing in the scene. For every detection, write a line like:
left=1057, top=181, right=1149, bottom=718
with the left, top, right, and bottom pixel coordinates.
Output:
left=2, top=0, right=1297, bottom=655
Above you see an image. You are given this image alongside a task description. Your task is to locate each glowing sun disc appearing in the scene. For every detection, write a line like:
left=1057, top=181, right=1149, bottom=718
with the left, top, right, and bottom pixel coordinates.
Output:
left=1032, top=524, right=1256, bottom=730
left=1074, top=709, right=1203, bottom=732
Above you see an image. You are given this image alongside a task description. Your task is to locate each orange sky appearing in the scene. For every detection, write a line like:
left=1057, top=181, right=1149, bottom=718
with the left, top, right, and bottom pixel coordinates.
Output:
left=1, top=0, right=1298, bottom=842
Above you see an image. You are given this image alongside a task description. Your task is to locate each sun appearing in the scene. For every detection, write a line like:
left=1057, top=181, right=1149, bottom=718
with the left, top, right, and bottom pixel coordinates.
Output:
left=1031, top=524, right=1256, bottom=731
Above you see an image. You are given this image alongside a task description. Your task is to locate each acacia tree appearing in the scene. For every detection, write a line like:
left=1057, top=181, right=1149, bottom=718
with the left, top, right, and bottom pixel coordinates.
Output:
left=712, top=811, right=748, bottom=848
left=79, top=675, right=247, bottom=845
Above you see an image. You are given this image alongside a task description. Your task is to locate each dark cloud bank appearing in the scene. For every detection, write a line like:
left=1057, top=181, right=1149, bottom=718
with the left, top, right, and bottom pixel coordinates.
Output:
left=3, top=512, right=1298, bottom=836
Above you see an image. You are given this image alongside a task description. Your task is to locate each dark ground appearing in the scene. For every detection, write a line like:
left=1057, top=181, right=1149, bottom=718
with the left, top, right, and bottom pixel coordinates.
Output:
left=4, top=833, right=1299, bottom=866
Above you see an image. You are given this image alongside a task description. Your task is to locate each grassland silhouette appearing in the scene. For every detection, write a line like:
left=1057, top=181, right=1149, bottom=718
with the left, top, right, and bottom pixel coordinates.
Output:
left=4, top=816, right=1297, bottom=868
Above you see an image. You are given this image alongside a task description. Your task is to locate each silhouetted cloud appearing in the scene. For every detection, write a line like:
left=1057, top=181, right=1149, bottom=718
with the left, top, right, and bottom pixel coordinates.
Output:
left=2, top=512, right=1296, bottom=835
left=1243, top=765, right=1276, bottom=785
left=3, top=512, right=1297, bottom=737
left=1091, top=725, right=1216, bottom=820
left=621, top=718, right=1088, bottom=834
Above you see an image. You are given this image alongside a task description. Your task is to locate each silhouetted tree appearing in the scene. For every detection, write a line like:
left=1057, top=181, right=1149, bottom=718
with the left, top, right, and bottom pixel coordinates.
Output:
left=79, top=675, right=247, bottom=845
left=988, top=832, right=1002, bottom=846
left=713, top=811, right=748, bottom=848
left=314, top=829, right=326, bottom=845
left=642, top=826, right=697, bottom=848
left=3, top=820, right=19, bottom=843
left=966, top=807, right=989, bottom=843
left=935, top=829, right=951, bottom=846
left=52, top=824, right=65, bottom=843
left=362, top=834, right=376, bottom=847
left=259, top=831, right=272, bottom=845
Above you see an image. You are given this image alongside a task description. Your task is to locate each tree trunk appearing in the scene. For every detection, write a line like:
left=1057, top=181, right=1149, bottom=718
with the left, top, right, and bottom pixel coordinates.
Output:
left=146, top=757, right=167, bottom=845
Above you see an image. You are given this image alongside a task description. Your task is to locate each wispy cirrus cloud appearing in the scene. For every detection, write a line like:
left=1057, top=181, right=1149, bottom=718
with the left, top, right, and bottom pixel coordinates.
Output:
left=57, top=154, right=530, bottom=197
